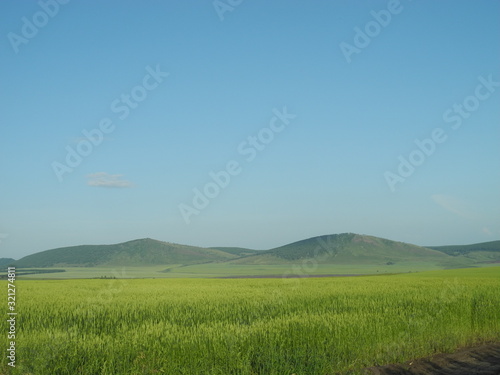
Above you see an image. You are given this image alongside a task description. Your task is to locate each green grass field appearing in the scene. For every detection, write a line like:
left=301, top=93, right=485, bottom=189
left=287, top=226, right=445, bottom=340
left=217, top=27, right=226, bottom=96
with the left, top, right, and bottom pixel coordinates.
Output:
left=16, top=261, right=480, bottom=280
left=3, top=267, right=499, bottom=374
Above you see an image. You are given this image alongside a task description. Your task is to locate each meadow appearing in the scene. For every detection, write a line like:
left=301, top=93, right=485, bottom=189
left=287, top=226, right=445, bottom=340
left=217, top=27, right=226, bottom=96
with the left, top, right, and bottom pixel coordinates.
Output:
left=2, top=267, right=500, bottom=374
left=16, top=261, right=475, bottom=279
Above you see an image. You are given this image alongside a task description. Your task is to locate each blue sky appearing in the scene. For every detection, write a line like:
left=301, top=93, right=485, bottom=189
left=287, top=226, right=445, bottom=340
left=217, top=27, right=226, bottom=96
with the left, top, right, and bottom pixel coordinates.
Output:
left=1, top=0, right=499, bottom=259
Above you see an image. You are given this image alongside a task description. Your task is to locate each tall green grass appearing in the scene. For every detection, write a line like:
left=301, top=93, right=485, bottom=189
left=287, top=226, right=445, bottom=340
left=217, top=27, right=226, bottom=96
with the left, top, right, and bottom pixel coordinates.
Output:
left=3, top=268, right=499, bottom=374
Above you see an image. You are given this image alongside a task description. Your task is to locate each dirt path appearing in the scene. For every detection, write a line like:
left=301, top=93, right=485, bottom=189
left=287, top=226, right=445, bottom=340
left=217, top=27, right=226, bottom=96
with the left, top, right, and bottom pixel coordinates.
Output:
left=364, top=342, right=500, bottom=374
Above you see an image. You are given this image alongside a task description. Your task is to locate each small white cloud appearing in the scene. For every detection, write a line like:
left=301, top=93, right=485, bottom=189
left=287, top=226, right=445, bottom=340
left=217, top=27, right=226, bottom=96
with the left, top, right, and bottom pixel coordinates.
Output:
left=87, top=172, right=133, bottom=188
left=431, top=194, right=477, bottom=220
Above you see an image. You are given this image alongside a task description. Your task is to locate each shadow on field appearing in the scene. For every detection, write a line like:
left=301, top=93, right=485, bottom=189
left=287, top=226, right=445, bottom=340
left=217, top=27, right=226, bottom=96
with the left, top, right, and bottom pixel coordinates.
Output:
left=364, top=342, right=500, bottom=375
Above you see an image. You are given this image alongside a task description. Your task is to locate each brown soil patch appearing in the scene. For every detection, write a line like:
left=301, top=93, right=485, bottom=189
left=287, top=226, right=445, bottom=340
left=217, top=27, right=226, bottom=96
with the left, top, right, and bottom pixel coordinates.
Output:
left=364, top=342, right=500, bottom=375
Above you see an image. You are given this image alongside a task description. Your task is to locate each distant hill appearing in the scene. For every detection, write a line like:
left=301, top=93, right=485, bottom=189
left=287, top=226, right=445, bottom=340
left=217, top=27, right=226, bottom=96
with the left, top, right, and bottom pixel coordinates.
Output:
left=428, top=240, right=500, bottom=255
left=208, top=247, right=260, bottom=257
left=12, top=234, right=500, bottom=269
left=0, top=258, right=15, bottom=267
left=14, top=238, right=238, bottom=267
left=429, top=240, right=500, bottom=264
left=229, top=233, right=468, bottom=268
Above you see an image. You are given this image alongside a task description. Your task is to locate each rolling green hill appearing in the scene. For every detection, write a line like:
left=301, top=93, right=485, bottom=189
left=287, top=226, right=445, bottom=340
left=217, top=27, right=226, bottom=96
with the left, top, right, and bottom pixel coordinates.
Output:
left=14, top=238, right=239, bottom=267
left=228, top=233, right=470, bottom=268
left=208, top=247, right=260, bottom=257
left=0, top=258, right=15, bottom=267
left=429, top=240, right=500, bottom=264
left=428, top=240, right=500, bottom=255
left=12, top=234, right=499, bottom=272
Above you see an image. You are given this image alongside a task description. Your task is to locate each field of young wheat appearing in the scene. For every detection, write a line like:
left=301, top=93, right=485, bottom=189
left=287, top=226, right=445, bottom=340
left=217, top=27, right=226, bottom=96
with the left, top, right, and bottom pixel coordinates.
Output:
left=2, top=267, right=499, bottom=374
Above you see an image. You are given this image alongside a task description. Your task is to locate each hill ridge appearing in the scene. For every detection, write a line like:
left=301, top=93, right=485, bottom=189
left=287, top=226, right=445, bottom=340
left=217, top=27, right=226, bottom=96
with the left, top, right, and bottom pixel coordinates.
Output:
left=227, top=233, right=461, bottom=266
left=11, top=234, right=500, bottom=269
left=14, top=239, right=239, bottom=268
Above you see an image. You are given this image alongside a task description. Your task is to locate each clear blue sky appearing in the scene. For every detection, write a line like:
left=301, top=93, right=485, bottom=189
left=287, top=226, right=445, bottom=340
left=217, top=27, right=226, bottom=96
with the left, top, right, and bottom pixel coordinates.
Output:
left=1, top=0, right=499, bottom=259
